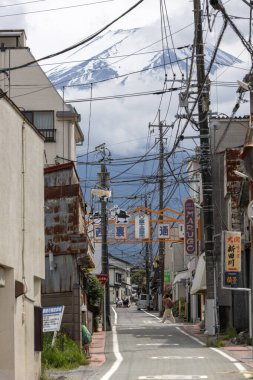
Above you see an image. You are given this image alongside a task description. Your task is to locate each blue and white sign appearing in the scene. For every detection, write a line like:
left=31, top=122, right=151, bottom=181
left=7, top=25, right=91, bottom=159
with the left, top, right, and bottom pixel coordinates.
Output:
left=158, top=223, right=170, bottom=239
left=115, top=224, right=127, bottom=240
left=94, top=226, right=102, bottom=239
left=135, top=214, right=150, bottom=239
left=43, top=306, right=65, bottom=332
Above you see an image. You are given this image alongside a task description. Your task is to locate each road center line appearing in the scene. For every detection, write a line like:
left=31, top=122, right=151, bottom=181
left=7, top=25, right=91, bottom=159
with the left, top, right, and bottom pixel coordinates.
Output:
left=100, top=307, right=123, bottom=380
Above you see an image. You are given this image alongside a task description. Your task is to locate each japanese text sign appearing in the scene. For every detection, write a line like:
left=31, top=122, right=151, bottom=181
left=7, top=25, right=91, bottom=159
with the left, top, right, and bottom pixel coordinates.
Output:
left=224, top=231, right=241, bottom=272
left=158, top=223, right=170, bottom=239
left=184, top=198, right=197, bottom=256
left=224, top=272, right=240, bottom=288
left=43, top=306, right=65, bottom=333
left=135, top=214, right=150, bottom=239
left=94, top=226, right=102, bottom=239
left=115, top=224, right=127, bottom=240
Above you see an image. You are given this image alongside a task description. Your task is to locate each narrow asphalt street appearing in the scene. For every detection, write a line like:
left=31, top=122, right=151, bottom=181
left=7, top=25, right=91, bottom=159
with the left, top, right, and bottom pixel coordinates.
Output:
left=85, top=305, right=253, bottom=380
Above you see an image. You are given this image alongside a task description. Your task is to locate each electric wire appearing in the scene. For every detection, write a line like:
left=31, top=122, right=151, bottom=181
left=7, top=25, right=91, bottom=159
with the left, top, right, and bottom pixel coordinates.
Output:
left=0, top=0, right=144, bottom=73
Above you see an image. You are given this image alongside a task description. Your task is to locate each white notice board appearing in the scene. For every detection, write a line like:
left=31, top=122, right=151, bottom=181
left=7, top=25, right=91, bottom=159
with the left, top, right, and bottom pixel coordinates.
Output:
left=43, top=306, right=65, bottom=332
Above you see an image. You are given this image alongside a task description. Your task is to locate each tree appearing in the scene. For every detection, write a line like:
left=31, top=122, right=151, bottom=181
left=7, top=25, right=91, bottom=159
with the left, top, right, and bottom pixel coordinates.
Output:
left=87, top=275, right=104, bottom=331
left=131, top=269, right=146, bottom=292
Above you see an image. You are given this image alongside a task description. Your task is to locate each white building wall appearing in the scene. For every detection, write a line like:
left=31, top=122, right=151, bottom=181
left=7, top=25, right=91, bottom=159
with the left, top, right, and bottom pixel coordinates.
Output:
left=0, top=33, right=83, bottom=167
left=0, top=95, right=44, bottom=380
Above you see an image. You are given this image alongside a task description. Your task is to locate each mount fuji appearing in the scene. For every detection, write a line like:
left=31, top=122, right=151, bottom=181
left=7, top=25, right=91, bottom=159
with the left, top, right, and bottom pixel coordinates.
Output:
left=47, top=26, right=242, bottom=90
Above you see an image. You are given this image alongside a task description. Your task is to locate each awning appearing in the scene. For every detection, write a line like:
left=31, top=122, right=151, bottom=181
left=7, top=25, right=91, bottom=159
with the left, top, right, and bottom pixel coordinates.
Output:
left=190, top=253, right=206, bottom=295
left=173, top=270, right=190, bottom=285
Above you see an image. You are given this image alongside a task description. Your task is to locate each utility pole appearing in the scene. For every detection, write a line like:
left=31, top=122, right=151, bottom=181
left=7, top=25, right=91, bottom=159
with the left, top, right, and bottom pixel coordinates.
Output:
left=193, top=0, right=216, bottom=335
left=96, top=144, right=111, bottom=331
left=149, top=110, right=167, bottom=315
left=145, top=195, right=151, bottom=309
left=128, top=193, right=152, bottom=308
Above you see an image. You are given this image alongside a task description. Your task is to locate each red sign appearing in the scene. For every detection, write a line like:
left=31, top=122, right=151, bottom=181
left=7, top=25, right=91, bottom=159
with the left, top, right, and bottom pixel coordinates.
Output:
left=96, top=274, right=109, bottom=286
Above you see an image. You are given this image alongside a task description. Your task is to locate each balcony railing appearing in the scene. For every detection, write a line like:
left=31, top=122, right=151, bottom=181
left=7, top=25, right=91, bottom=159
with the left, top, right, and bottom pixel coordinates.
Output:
left=39, top=129, right=56, bottom=142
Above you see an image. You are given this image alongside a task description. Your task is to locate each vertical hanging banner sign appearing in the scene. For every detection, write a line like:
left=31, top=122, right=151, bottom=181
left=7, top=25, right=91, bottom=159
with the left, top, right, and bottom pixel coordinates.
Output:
left=184, top=198, right=197, bottom=256
left=135, top=214, right=150, bottom=239
left=115, top=224, right=127, bottom=240
left=223, top=231, right=241, bottom=288
left=178, top=223, right=184, bottom=239
left=94, top=225, right=102, bottom=240
left=158, top=223, right=170, bottom=239
left=224, top=231, right=241, bottom=272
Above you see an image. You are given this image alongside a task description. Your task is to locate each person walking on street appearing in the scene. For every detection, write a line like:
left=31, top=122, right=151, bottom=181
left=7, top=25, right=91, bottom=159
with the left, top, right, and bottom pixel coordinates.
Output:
left=161, top=293, right=175, bottom=323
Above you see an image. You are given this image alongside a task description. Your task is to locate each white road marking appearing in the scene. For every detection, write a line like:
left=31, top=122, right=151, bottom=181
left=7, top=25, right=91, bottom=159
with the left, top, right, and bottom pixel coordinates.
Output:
left=211, top=348, right=251, bottom=379
left=100, top=307, right=123, bottom=380
left=151, top=356, right=204, bottom=359
left=144, top=320, right=159, bottom=324
left=137, top=343, right=179, bottom=346
left=142, top=309, right=161, bottom=320
left=136, top=334, right=172, bottom=337
left=138, top=376, right=208, bottom=379
left=177, top=327, right=206, bottom=346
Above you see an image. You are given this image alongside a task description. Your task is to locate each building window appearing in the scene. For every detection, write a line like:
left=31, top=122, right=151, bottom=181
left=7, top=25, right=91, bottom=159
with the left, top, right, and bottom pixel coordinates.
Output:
left=23, top=111, right=56, bottom=142
left=34, top=306, right=43, bottom=351
left=115, top=273, right=122, bottom=283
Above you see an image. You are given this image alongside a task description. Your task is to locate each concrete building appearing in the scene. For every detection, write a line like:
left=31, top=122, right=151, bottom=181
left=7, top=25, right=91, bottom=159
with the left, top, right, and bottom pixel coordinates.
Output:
left=0, top=28, right=93, bottom=355
left=0, top=29, right=84, bottom=166
left=109, top=255, right=132, bottom=303
left=42, top=162, right=95, bottom=344
left=0, top=91, right=44, bottom=380
left=210, top=116, right=250, bottom=332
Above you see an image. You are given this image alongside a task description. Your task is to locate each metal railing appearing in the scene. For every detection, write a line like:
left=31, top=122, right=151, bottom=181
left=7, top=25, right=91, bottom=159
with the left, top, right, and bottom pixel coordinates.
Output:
left=39, top=128, right=56, bottom=142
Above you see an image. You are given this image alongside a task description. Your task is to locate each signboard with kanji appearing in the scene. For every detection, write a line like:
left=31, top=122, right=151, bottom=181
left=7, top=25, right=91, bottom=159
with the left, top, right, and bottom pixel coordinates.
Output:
left=158, top=223, right=170, bottom=239
left=224, top=231, right=241, bottom=272
left=184, top=198, right=197, bottom=256
left=135, top=214, right=150, bottom=239
left=223, top=231, right=241, bottom=289
left=164, top=271, right=171, bottom=284
left=43, top=306, right=65, bottom=333
left=94, top=226, right=102, bottom=239
left=224, top=272, right=240, bottom=288
left=115, top=224, right=127, bottom=240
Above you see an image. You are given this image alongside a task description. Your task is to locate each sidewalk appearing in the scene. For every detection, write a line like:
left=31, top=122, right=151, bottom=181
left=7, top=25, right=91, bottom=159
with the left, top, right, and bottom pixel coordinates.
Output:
left=182, top=322, right=253, bottom=370
left=89, top=330, right=106, bottom=367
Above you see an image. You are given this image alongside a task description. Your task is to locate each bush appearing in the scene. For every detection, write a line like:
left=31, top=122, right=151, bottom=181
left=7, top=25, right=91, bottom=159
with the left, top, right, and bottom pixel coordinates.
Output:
left=42, top=332, right=88, bottom=370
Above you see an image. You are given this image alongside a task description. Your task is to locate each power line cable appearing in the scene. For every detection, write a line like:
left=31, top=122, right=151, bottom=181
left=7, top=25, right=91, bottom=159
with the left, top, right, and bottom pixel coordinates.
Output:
left=0, top=0, right=115, bottom=18
left=0, top=0, right=144, bottom=73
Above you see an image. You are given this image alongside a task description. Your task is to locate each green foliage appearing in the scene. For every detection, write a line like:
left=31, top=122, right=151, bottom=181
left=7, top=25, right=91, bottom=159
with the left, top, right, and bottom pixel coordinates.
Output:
left=223, top=326, right=237, bottom=339
left=42, top=332, right=88, bottom=370
left=40, top=365, right=49, bottom=380
left=87, top=275, right=104, bottom=307
left=87, top=275, right=104, bottom=331
left=214, top=339, right=224, bottom=348
left=131, top=269, right=146, bottom=291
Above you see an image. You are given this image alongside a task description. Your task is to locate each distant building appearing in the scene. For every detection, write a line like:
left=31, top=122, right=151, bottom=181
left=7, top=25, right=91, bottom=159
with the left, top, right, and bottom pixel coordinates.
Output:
left=109, top=255, right=132, bottom=302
